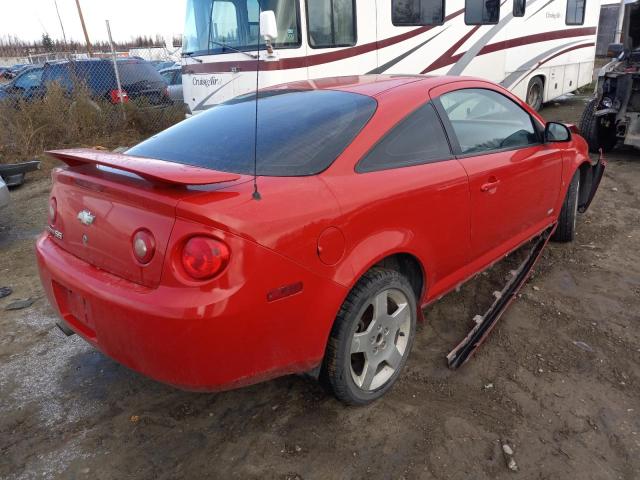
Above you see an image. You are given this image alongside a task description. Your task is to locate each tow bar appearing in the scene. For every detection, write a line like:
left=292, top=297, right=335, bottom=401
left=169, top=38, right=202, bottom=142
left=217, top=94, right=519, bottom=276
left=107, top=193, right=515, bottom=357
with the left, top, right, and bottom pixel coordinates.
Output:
left=447, top=226, right=554, bottom=369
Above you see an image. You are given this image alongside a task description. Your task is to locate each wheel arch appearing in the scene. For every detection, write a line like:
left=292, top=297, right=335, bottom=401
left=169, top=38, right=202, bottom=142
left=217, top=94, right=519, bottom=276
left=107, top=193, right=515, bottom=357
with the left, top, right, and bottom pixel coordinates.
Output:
left=521, top=71, right=547, bottom=106
left=529, top=73, right=546, bottom=100
left=335, top=242, right=428, bottom=306
left=372, top=253, right=425, bottom=301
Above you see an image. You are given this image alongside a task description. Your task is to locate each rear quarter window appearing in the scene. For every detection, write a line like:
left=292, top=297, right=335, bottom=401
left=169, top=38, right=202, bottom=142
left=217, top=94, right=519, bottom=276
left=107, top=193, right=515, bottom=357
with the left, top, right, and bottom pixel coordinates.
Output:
left=357, top=102, right=452, bottom=172
left=126, top=89, right=377, bottom=176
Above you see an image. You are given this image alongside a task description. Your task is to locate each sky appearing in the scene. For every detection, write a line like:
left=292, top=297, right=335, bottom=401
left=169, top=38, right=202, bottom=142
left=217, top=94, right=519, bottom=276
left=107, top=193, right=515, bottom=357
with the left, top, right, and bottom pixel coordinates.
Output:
left=0, top=0, right=188, bottom=43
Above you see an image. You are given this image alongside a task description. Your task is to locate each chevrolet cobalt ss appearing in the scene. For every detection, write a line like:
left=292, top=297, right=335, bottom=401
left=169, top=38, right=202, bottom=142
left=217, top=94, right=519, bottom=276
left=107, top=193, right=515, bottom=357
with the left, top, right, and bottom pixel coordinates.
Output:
left=37, top=75, right=603, bottom=405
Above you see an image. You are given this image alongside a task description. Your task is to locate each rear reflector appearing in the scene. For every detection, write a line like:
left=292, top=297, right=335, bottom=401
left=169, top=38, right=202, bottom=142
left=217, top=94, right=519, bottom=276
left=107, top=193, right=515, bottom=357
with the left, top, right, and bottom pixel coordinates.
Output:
left=48, top=197, right=57, bottom=224
left=267, top=282, right=303, bottom=302
left=182, top=237, right=230, bottom=280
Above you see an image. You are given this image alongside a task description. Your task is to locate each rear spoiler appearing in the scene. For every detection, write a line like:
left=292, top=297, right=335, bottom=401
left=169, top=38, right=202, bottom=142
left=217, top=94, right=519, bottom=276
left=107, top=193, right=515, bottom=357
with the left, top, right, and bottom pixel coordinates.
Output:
left=46, top=148, right=241, bottom=186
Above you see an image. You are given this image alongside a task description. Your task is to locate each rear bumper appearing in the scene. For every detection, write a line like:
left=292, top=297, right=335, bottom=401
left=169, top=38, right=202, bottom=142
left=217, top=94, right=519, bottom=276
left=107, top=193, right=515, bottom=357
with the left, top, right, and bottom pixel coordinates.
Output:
left=36, top=233, right=347, bottom=391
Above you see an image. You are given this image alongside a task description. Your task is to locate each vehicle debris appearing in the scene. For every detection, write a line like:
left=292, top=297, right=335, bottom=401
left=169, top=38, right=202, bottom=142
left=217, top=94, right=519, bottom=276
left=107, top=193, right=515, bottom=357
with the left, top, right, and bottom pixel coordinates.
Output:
left=447, top=227, right=553, bottom=369
left=580, top=2, right=640, bottom=152
left=0, top=160, right=41, bottom=210
left=0, top=160, right=40, bottom=187
left=572, top=341, right=594, bottom=352
left=502, top=442, right=519, bottom=472
left=4, top=298, right=34, bottom=311
left=0, top=286, right=11, bottom=299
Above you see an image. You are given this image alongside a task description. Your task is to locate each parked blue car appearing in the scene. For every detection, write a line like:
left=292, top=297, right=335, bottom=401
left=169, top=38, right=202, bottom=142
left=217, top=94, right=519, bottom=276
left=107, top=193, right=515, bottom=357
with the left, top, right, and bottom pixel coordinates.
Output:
left=0, top=65, right=44, bottom=102
left=0, top=59, right=170, bottom=106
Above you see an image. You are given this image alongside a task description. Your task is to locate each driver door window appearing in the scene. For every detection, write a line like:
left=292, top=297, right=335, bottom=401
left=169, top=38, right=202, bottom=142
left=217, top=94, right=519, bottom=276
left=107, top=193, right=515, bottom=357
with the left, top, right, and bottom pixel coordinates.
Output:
left=438, top=88, right=539, bottom=155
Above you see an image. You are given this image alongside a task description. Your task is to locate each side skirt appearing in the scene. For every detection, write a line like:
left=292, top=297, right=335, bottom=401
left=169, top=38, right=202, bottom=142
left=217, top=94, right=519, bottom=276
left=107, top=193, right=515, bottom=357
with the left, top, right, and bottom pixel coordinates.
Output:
left=446, top=225, right=555, bottom=369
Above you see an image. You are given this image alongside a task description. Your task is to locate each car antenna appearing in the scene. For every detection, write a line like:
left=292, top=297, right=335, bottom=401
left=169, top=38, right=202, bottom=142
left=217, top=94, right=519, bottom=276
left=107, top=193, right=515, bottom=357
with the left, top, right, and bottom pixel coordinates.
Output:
left=251, top=14, right=262, bottom=201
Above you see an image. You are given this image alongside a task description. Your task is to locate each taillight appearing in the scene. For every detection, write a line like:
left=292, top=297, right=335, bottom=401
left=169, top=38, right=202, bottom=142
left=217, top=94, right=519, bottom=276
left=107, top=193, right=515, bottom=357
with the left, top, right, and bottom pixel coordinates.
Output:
left=181, top=237, right=230, bottom=280
left=48, top=197, right=57, bottom=224
left=132, top=229, right=155, bottom=264
left=110, top=89, right=129, bottom=104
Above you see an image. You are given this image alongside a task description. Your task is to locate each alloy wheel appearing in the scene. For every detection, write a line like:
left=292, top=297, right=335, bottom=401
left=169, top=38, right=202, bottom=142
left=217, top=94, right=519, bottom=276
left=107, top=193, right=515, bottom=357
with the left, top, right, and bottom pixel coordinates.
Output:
left=349, top=288, right=411, bottom=391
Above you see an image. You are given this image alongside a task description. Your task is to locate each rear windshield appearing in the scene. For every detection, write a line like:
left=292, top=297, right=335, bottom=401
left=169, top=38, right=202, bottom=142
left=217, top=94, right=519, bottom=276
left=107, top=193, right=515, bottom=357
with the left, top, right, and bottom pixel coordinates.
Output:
left=118, top=62, right=164, bottom=84
left=126, top=89, right=377, bottom=176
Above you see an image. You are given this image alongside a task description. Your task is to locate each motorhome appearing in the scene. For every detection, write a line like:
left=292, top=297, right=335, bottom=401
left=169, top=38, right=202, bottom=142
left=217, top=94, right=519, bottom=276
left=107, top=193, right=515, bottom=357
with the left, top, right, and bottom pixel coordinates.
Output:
left=181, top=0, right=600, bottom=113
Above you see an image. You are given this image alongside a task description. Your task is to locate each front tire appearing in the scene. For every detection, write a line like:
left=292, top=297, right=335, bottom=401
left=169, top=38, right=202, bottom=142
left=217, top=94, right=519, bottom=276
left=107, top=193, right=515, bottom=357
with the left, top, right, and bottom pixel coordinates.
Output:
left=320, top=268, right=417, bottom=405
left=552, top=172, right=580, bottom=243
left=526, top=76, right=544, bottom=111
left=579, top=98, right=617, bottom=153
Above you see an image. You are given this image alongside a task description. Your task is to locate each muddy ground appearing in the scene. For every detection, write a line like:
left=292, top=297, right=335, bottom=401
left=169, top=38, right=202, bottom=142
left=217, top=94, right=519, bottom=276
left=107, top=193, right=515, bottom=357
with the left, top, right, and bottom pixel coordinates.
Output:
left=1, top=94, right=639, bottom=480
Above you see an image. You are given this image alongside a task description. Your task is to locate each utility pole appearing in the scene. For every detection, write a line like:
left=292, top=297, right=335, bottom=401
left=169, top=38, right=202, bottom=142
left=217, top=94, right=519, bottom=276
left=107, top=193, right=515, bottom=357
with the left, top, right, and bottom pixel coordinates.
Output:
left=106, top=20, right=126, bottom=119
left=53, top=0, right=68, bottom=51
left=74, top=0, right=93, bottom=57
left=616, top=0, right=627, bottom=44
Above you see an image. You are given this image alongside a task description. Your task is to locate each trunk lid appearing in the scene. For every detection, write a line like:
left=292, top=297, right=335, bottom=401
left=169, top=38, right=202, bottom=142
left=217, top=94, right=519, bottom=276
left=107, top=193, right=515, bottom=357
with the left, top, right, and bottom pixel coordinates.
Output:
left=47, top=149, right=243, bottom=288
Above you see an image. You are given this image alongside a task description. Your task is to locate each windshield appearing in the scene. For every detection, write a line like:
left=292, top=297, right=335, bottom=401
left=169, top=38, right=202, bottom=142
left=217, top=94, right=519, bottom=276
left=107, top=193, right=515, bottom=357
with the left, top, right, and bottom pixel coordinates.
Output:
left=13, top=68, right=43, bottom=90
left=183, top=0, right=300, bottom=56
left=126, top=89, right=377, bottom=176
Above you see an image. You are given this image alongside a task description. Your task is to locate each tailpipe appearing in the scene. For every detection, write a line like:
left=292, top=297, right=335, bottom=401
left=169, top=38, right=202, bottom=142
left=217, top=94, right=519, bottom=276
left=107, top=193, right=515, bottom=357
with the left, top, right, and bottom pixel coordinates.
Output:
left=56, top=321, right=75, bottom=337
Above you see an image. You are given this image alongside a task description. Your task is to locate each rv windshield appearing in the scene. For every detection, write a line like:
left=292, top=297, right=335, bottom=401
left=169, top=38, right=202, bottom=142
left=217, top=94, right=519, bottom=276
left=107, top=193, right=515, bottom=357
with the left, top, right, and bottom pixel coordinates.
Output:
left=183, top=0, right=301, bottom=56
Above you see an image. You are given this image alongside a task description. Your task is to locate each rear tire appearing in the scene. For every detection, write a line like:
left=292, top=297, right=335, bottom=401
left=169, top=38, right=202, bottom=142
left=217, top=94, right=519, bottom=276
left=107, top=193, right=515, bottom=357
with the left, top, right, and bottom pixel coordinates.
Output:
left=526, top=77, right=544, bottom=111
left=579, top=98, right=617, bottom=153
left=552, top=172, right=580, bottom=243
left=320, top=268, right=416, bottom=405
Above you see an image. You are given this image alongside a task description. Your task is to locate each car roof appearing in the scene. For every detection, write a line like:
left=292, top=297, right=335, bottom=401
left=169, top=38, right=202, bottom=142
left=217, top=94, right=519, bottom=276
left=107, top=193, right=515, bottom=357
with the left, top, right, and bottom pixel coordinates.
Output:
left=270, top=74, right=485, bottom=98
left=44, top=58, right=149, bottom=66
left=159, top=66, right=181, bottom=73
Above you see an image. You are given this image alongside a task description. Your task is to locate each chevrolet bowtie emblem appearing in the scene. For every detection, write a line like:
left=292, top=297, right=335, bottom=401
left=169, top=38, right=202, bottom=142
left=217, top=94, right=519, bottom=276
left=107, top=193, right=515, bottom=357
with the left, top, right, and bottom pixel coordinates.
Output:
left=77, top=210, right=95, bottom=226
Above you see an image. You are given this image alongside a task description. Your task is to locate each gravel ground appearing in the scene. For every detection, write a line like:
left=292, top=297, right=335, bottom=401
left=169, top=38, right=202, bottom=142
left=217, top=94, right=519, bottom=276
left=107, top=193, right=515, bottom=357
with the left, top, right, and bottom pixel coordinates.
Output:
left=1, top=93, right=639, bottom=480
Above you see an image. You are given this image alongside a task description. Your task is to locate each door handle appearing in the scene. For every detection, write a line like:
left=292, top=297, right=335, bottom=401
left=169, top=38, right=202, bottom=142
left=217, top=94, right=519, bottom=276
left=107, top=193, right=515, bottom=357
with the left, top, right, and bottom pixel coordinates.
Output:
left=480, top=178, right=500, bottom=192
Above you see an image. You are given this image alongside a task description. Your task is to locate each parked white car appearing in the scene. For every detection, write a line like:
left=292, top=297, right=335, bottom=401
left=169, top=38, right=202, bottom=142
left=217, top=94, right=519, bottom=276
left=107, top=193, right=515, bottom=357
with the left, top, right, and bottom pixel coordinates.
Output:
left=159, top=66, right=183, bottom=104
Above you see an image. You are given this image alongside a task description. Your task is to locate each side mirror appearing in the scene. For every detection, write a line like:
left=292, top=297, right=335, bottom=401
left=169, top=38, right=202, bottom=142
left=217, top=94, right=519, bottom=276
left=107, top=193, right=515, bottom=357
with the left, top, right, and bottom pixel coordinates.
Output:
left=607, top=43, right=624, bottom=58
left=260, top=10, right=278, bottom=42
left=545, top=122, right=571, bottom=142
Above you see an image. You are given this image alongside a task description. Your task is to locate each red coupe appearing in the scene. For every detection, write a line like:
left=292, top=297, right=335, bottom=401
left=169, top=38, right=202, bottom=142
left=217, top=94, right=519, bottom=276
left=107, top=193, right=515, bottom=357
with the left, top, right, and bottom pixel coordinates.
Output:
left=37, top=75, right=604, bottom=405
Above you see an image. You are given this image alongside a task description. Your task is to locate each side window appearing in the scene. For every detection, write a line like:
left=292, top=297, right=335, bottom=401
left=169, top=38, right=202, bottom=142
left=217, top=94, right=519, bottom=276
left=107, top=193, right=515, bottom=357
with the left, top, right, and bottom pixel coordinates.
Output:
left=357, top=103, right=451, bottom=173
left=392, top=0, right=445, bottom=26
left=465, top=0, right=500, bottom=24
left=160, top=70, right=175, bottom=84
left=566, top=0, right=586, bottom=25
left=307, top=0, right=356, bottom=48
left=513, top=0, right=525, bottom=17
left=175, top=72, right=183, bottom=85
left=46, top=66, right=73, bottom=90
left=438, top=89, right=539, bottom=154
left=211, top=1, right=239, bottom=45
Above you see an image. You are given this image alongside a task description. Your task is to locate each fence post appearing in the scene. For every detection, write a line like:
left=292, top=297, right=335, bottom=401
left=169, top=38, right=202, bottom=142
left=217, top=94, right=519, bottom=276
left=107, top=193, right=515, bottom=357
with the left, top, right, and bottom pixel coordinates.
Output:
left=106, top=20, right=126, bottom=120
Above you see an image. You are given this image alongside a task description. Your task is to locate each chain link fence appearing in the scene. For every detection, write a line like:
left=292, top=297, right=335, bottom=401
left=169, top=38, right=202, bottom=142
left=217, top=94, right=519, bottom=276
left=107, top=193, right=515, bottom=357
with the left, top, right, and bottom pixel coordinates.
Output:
left=0, top=57, right=186, bottom=164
